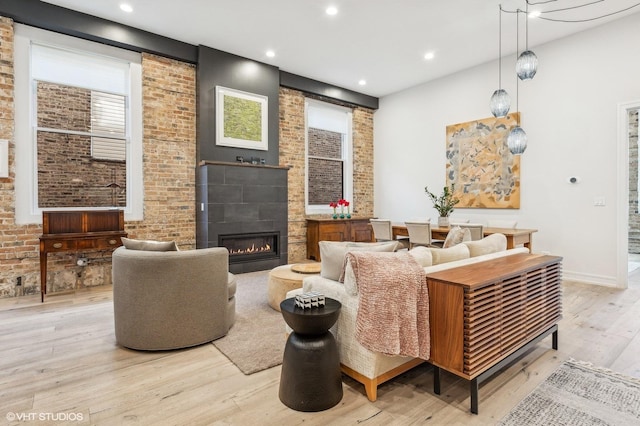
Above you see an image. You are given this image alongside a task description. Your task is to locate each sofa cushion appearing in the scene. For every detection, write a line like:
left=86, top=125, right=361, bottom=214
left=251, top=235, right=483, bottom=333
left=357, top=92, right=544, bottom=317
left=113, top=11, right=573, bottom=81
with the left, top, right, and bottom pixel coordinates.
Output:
left=319, top=241, right=398, bottom=281
left=121, top=237, right=179, bottom=252
left=463, top=233, right=507, bottom=257
left=442, top=226, right=471, bottom=248
left=408, top=246, right=433, bottom=267
left=429, top=244, right=470, bottom=265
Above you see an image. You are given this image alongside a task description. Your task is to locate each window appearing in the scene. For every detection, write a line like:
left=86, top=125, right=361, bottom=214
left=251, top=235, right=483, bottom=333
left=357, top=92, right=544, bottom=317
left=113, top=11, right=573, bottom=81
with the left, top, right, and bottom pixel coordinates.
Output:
left=90, top=91, right=126, bottom=161
left=305, top=99, right=353, bottom=214
left=14, top=24, right=143, bottom=224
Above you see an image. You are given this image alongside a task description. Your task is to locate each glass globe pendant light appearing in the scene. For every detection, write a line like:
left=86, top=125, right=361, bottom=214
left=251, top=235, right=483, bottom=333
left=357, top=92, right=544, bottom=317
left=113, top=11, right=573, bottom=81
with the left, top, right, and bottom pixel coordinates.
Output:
left=516, top=50, right=538, bottom=80
left=509, top=11, right=527, bottom=156
left=507, top=125, right=527, bottom=154
left=490, top=89, right=510, bottom=117
left=516, top=3, right=538, bottom=80
left=490, top=6, right=510, bottom=117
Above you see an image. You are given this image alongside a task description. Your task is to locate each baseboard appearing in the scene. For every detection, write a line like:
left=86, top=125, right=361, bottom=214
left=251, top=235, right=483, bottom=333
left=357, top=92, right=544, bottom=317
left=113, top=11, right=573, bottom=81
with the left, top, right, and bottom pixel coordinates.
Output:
left=562, top=270, right=621, bottom=288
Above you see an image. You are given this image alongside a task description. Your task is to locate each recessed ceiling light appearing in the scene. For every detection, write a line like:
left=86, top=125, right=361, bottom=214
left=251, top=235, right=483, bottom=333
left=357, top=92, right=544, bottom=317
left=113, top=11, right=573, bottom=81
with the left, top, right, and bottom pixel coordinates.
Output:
left=358, top=79, right=366, bottom=86
left=120, top=4, right=133, bottom=13
left=266, top=50, right=275, bottom=58
left=528, top=10, right=541, bottom=19
left=424, top=52, right=435, bottom=60
left=326, top=6, right=338, bottom=16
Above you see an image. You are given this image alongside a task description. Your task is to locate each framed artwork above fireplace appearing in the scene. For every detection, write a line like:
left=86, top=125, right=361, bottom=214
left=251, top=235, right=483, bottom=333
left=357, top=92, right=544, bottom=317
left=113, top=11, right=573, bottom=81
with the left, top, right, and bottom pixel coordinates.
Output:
left=215, top=86, right=268, bottom=151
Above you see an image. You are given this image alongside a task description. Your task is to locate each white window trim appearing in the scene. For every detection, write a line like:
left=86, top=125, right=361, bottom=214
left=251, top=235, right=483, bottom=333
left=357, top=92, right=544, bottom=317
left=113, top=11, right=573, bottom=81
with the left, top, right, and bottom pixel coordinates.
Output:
left=304, top=99, right=353, bottom=215
left=14, top=24, right=143, bottom=224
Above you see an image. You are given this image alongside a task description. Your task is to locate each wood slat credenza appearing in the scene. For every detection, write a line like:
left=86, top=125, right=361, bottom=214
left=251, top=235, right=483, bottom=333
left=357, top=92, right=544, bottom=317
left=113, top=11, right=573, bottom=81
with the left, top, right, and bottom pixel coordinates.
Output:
left=39, top=210, right=127, bottom=302
left=425, top=253, right=563, bottom=413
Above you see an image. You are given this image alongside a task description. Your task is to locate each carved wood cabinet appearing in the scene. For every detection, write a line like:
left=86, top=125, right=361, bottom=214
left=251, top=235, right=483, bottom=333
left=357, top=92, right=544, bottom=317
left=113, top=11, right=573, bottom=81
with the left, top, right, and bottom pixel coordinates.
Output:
left=306, top=218, right=374, bottom=261
left=39, top=210, right=127, bottom=302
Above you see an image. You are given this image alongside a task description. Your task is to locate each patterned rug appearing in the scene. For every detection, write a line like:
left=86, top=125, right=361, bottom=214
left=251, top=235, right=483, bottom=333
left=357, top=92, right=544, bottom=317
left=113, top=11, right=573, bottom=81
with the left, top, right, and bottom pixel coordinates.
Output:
left=498, top=359, right=640, bottom=426
left=212, top=270, right=286, bottom=375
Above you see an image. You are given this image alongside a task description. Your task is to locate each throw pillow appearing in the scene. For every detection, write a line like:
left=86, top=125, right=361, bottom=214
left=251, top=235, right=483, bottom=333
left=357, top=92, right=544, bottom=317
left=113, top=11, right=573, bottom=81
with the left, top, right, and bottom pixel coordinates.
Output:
left=464, top=233, right=507, bottom=257
left=429, top=244, right=470, bottom=265
left=408, top=246, right=433, bottom=267
left=121, top=237, right=179, bottom=252
left=319, top=241, right=398, bottom=281
left=442, top=226, right=472, bottom=248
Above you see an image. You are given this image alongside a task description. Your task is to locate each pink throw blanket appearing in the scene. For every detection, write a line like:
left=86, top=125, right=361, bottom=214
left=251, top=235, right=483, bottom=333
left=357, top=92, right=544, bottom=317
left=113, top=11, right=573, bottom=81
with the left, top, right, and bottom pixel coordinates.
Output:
left=340, top=251, right=430, bottom=359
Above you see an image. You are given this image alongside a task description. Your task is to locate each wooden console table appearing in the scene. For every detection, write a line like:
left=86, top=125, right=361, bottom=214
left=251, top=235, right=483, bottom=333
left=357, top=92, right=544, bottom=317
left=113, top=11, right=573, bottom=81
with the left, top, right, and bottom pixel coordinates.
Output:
left=39, top=210, right=127, bottom=302
left=306, top=218, right=374, bottom=261
left=425, top=253, right=562, bottom=413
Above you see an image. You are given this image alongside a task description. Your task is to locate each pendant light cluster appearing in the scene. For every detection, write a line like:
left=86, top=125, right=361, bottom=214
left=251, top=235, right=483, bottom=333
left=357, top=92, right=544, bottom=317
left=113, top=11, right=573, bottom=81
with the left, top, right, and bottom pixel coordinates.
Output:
left=489, top=2, right=538, bottom=155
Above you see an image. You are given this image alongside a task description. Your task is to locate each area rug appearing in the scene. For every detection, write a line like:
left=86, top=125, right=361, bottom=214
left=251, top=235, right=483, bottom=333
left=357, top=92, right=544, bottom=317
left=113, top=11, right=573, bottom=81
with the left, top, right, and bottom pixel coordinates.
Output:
left=212, top=270, right=287, bottom=375
left=498, top=359, right=640, bottom=426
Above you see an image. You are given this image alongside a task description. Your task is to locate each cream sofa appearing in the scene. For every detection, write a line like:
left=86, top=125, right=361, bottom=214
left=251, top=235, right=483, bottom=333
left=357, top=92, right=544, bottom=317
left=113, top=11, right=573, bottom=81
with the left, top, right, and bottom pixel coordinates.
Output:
left=290, top=234, right=529, bottom=401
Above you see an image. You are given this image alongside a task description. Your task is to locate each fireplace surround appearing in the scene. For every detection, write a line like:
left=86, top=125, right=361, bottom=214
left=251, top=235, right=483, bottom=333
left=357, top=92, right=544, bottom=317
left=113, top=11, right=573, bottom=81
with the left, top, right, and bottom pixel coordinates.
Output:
left=197, top=161, right=289, bottom=274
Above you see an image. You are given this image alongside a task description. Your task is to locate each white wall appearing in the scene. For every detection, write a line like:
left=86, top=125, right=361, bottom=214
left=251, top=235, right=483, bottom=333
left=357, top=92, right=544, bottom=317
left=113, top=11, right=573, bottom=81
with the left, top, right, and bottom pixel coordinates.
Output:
left=374, top=12, right=640, bottom=286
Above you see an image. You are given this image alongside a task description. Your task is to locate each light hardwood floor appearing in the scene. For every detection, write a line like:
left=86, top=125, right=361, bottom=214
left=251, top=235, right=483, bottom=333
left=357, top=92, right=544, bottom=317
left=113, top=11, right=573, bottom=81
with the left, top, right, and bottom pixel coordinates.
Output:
left=1, top=278, right=639, bottom=426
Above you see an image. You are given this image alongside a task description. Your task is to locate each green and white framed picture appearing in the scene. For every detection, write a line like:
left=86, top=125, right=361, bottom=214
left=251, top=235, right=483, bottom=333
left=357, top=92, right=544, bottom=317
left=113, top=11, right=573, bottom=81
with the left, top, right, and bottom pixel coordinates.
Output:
left=215, top=86, right=268, bottom=151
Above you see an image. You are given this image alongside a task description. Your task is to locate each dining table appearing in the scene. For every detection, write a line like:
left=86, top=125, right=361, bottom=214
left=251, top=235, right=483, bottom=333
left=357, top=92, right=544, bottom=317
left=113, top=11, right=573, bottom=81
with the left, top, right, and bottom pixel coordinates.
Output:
left=391, top=224, right=538, bottom=252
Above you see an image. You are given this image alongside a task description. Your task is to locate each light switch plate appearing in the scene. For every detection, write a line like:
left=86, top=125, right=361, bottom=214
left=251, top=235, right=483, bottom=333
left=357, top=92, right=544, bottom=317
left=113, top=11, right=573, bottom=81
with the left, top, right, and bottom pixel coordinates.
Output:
left=0, top=139, right=7, bottom=178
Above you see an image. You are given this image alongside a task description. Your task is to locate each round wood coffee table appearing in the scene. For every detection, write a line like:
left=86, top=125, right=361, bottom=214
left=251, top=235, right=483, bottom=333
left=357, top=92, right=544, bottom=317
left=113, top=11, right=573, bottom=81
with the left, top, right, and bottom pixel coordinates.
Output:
left=267, top=263, right=321, bottom=311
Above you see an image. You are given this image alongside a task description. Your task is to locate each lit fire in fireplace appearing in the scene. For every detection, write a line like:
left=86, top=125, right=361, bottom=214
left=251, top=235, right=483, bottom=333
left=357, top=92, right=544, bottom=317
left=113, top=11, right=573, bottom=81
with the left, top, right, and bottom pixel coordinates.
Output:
left=229, top=243, right=272, bottom=255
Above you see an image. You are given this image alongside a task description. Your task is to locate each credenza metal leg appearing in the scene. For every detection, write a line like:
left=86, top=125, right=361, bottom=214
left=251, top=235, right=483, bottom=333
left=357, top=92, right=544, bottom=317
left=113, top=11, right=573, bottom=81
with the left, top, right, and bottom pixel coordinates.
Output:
left=470, top=379, right=479, bottom=414
left=433, top=365, right=441, bottom=395
left=552, top=329, right=559, bottom=350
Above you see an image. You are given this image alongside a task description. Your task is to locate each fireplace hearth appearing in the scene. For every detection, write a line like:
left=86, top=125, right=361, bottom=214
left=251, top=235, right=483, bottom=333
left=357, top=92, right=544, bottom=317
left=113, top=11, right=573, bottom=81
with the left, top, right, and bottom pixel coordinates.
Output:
left=219, top=232, right=279, bottom=263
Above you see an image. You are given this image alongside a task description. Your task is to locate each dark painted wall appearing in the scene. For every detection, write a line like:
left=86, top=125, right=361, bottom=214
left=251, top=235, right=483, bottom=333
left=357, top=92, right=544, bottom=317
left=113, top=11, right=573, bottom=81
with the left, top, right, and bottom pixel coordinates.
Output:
left=197, top=46, right=280, bottom=166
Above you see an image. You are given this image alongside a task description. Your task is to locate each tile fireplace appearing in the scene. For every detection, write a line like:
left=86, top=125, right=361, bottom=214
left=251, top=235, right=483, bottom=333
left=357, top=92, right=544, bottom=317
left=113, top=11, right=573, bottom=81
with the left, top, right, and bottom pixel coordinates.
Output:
left=197, top=161, right=289, bottom=274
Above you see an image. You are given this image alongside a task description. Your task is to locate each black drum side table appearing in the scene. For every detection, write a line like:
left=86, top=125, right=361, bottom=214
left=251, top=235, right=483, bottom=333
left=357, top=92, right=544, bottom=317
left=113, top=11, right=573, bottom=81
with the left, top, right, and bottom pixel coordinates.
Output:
left=279, top=297, right=342, bottom=412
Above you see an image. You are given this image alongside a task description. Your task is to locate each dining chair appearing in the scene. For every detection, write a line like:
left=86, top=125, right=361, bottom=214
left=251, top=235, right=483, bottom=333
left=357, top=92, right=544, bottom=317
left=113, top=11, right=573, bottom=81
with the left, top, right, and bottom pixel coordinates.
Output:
left=404, top=221, right=433, bottom=249
left=453, top=223, right=484, bottom=241
left=369, top=219, right=409, bottom=249
left=487, top=220, right=518, bottom=229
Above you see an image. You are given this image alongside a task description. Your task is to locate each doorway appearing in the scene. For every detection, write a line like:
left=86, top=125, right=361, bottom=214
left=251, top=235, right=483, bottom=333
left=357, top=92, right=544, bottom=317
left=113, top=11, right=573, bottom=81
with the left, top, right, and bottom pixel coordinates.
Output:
left=627, top=106, right=640, bottom=288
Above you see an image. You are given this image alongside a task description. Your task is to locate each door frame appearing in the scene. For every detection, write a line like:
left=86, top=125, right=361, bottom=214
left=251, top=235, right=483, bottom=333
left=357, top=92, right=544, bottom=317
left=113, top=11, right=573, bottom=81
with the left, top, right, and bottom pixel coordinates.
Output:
left=617, top=100, right=640, bottom=288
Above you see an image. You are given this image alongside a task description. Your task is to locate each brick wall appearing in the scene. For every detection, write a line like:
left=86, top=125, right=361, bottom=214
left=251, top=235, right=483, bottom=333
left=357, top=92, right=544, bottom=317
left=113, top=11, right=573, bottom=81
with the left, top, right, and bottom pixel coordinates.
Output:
left=0, top=16, right=373, bottom=297
left=0, top=17, right=42, bottom=298
left=0, top=16, right=197, bottom=298
left=352, top=106, right=375, bottom=217
left=124, top=53, right=197, bottom=247
left=279, top=87, right=374, bottom=262
left=629, top=109, right=639, bottom=253
left=36, top=82, right=126, bottom=208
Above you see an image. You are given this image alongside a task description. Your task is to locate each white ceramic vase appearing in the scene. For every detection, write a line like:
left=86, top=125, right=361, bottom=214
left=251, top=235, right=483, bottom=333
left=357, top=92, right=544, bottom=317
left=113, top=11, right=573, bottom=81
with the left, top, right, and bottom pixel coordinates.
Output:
left=438, top=217, right=450, bottom=227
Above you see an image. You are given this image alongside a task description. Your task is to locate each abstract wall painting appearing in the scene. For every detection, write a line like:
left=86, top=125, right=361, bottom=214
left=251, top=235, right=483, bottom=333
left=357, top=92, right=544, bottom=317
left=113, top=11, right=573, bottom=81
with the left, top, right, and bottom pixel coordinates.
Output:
left=445, top=113, right=520, bottom=209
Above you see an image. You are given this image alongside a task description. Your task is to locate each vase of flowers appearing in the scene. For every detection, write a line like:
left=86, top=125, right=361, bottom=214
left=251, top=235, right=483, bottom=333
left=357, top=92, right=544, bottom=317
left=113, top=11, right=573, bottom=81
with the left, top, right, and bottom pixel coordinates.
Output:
left=329, top=201, right=338, bottom=219
left=425, top=185, right=459, bottom=227
left=338, top=199, right=350, bottom=219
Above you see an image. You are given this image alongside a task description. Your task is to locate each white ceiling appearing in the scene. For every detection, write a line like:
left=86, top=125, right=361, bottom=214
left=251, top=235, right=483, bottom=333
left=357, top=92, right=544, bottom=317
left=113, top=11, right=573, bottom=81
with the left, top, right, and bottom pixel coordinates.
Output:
left=41, top=0, right=640, bottom=97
